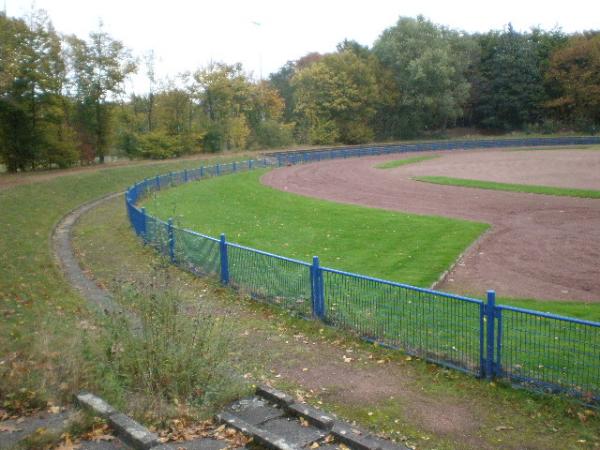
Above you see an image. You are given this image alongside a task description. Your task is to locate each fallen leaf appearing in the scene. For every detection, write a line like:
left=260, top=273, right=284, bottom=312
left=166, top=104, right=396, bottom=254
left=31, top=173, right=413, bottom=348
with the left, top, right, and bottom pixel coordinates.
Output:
left=91, top=434, right=115, bottom=442
left=299, top=417, right=310, bottom=427
left=0, top=424, right=20, bottom=433
left=310, top=442, right=320, bottom=448
left=495, top=425, right=514, bottom=431
left=49, top=406, right=61, bottom=414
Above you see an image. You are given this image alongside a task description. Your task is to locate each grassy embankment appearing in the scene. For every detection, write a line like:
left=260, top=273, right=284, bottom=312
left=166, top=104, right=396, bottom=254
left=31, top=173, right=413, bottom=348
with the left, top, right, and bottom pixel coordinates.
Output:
left=0, top=153, right=253, bottom=423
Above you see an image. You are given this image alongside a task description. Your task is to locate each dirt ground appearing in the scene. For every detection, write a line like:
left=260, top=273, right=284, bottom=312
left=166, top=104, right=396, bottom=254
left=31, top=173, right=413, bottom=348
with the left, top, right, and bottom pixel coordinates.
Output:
left=261, top=149, right=600, bottom=302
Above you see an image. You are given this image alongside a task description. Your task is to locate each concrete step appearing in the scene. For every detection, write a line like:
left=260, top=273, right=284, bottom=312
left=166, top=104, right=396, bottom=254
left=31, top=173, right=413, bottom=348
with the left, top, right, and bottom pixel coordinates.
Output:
left=217, top=386, right=409, bottom=450
left=0, top=409, right=130, bottom=450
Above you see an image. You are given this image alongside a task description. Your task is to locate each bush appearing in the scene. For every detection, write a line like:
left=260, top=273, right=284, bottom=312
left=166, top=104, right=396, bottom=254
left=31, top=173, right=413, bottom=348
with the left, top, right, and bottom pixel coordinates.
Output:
left=309, top=120, right=340, bottom=145
left=253, top=120, right=295, bottom=149
left=340, top=121, right=374, bottom=144
left=97, top=273, right=245, bottom=411
left=203, top=128, right=224, bottom=152
left=138, top=131, right=178, bottom=159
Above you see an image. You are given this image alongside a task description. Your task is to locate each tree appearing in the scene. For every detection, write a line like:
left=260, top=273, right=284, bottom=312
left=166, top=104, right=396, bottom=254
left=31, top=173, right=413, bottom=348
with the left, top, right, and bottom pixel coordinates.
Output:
left=66, top=26, right=136, bottom=163
left=373, top=16, right=473, bottom=138
left=546, top=33, right=600, bottom=129
left=192, top=62, right=254, bottom=150
left=292, top=49, right=381, bottom=144
left=0, top=10, right=77, bottom=171
left=469, top=25, right=548, bottom=130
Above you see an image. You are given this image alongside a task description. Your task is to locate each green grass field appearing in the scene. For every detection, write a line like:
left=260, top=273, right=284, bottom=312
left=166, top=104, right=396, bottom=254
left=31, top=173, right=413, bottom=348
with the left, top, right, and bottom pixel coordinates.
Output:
left=375, top=155, right=439, bottom=169
left=415, top=176, right=600, bottom=199
left=144, top=169, right=489, bottom=288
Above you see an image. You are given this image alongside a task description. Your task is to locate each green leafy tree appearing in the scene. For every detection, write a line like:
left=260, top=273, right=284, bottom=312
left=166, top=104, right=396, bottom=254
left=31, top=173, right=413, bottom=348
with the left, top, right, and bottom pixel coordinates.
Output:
left=469, top=25, right=547, bottom=130
left=373, top=16, right=473, bottom=138
left=0, top=11, right=77, bottom=171
left=292, top=49, right=381, bottom=144
left=66, top=27, right=136, bottom=163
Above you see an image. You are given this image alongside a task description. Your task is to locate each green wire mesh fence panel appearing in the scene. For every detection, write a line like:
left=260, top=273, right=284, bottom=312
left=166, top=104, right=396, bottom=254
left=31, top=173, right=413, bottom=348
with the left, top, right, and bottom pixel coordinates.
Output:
left=321, top=268, right=483, bottom=375
left=145, top=215, right=170, bottom=257
left=497, top=306, right=600, bottom=401
left=227, top=243, right=312, bottom=317
left=173, top=228, right=221, bottom=277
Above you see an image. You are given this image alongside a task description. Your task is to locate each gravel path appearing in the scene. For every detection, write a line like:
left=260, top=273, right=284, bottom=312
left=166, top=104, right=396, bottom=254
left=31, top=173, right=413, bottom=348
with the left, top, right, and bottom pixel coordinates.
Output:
left=52, top=193, right=125, bottom=315
left=261, top=150, right=600, bottom=302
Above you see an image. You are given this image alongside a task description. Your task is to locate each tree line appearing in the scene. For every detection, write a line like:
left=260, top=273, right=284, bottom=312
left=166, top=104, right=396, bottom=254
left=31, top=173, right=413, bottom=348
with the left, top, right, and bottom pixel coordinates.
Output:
left=1, top=11, right=599, bottom=172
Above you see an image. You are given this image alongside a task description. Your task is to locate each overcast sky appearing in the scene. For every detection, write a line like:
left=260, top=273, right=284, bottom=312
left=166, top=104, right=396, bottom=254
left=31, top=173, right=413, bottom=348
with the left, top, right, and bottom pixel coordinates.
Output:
left=6, top=0, right=598, bottom=93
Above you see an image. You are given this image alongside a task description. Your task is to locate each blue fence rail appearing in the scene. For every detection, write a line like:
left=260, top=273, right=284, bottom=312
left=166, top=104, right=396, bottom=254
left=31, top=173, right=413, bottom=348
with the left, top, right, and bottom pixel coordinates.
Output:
left=125, top=136, right=600, bottom=402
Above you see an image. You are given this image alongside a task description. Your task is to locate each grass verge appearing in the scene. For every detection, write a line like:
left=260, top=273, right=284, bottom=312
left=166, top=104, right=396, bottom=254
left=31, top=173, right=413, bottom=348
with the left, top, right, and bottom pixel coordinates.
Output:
left=0, top=152, right=250, bottom=421
left=375, top=155, right=439, bottom=169
left=415, top=176, right=600, bottom=199
left=144, top=169, right=488, bottom=288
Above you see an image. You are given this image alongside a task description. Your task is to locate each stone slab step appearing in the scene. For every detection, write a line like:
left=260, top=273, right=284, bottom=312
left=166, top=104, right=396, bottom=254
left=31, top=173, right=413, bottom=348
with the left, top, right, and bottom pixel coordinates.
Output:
left=217, top=386, right=410, bottom=450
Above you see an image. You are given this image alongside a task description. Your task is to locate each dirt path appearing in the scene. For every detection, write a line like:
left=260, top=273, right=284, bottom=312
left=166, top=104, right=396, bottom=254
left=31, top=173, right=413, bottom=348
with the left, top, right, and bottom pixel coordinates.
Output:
left=261, top=150, right=600, bottom=302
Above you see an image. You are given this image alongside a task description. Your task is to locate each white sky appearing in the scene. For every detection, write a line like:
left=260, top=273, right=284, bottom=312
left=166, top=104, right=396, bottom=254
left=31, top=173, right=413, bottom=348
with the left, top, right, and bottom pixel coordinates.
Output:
left=6, top=0, right=599, bottom=94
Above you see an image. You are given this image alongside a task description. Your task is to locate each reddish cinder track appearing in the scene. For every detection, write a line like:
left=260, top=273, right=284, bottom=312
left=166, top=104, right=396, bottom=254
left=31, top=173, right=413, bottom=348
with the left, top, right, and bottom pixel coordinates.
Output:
left=261, top=149, right=600, bottom=302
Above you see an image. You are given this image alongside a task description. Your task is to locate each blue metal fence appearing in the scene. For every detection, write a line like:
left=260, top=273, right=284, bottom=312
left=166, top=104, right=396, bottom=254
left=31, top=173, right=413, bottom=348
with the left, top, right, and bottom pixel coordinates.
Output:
left=125, top=136, right=600, bottom=402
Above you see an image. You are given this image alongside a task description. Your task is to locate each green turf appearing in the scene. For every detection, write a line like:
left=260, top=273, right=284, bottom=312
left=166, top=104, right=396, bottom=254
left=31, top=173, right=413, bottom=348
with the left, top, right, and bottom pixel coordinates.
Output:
left=499, top=297, right=600, bottom=322
left=414, top=176, right=600, bottom=199
left=144, top=169, right=489, bottom=288
left=374, top=155, right=439, bottom=169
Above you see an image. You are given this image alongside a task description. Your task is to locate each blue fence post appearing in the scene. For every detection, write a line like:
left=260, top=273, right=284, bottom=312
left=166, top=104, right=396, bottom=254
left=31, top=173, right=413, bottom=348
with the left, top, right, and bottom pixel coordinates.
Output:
left=485, top=290, right=497, bottom=379
left=183, top=168, right=188, bottom=183
left=167, top=218, right=175, bottom=263
left=155, top=175, right=160, bottom=190
left=141, top=207, right=147, bottom=245
left=219, top=233, right=230, bottom=285
left=200, top=166, right=204, bottom=178
left=311, top=256, right=325, bottom=320
left=249, top=159, right=253, bottom=170
left=216, top=163, right=220, bottom=176
left=277, top=155, right=282, bottom=167
left=233, top=161, right=237, bottom=172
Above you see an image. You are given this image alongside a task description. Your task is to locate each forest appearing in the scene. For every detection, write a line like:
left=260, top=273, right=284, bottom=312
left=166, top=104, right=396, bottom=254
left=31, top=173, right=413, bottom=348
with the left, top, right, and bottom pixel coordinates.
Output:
left=1, top=11, right=599, bottom=172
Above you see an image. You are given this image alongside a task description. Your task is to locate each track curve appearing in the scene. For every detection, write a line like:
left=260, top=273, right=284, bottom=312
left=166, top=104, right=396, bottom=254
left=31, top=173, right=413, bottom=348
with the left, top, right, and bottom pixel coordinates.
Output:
left=261, top=150, right=600, bottom=302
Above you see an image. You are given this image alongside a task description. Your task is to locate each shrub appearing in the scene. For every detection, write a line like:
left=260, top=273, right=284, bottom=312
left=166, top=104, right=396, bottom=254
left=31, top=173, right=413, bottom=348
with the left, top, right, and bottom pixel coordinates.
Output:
left=253, top=120, right=295, bottom=149
left=138, top=131, right=179, bottom=159
left=97, top=272, right=245, bottom=412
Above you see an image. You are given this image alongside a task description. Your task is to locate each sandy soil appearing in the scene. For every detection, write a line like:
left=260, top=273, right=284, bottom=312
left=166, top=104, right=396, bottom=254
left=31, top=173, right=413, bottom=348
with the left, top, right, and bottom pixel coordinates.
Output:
left=262, top=149, right=600, bottom=302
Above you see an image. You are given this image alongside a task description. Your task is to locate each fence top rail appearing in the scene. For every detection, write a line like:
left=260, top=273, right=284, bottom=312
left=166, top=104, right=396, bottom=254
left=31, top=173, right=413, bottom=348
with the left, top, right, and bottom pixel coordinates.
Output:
left=181, top=228, right=220, bottom=243
left=498, top=304, right=600, bottom=327
left=226, top=241, right=312, bottom=267
left=321, top=266, right=483, bottom=305
left=265, top=136, right=600, bottom=157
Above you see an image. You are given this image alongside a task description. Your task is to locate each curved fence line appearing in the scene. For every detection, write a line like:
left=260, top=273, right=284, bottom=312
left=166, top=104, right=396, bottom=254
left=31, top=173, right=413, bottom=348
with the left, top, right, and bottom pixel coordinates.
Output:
left=125, top=136, right=600, bottom=402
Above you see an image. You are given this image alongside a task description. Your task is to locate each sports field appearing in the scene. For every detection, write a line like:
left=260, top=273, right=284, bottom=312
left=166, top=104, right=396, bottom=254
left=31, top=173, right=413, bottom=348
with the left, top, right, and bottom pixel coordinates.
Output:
left=263, top=147, right=600, bottom=304
left=144, top=147, right=600, bottom=320
left=143, top=169, right=488, bottom=288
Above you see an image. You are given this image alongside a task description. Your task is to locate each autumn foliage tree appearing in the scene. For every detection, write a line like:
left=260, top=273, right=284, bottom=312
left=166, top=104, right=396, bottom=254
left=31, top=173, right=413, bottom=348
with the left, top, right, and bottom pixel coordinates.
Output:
left=546, top=33, right=600, bottom=130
